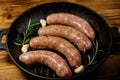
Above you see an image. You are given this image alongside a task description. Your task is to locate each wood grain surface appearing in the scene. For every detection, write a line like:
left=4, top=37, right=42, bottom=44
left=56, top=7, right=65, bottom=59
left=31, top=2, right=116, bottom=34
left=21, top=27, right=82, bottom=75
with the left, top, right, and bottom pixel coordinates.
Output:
left=0, top=0, right=120, bottom=80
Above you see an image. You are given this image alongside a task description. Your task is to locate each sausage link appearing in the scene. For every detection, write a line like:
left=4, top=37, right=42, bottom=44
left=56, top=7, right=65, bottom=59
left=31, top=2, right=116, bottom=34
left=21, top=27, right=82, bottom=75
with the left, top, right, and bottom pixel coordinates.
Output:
left=19, top=50, right=72, bottom=78
left=38, top=25, right=92, bottom=51
left=47, top=13, right=95, bottom=40
left=29, top=36, right=81, bottom=67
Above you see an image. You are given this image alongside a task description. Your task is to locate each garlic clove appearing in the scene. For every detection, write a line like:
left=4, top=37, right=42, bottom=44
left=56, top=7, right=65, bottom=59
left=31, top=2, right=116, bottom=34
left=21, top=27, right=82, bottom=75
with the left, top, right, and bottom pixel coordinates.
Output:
left=21, top=44, right=29, bottom=53
left=74, top=65, right=85, bottom=74
left=40, top=19, right=47, bottom=27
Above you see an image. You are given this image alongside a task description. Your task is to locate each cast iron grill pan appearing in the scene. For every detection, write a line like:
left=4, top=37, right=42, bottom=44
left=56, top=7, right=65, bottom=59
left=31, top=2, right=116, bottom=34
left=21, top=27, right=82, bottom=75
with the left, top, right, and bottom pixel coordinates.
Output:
left=5, top=2, right=112, bottom=80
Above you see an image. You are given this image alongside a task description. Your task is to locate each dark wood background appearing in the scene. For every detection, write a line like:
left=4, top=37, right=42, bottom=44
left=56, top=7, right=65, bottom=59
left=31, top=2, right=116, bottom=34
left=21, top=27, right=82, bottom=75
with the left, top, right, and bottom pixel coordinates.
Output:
left=0, top=0, right=120, bottom=80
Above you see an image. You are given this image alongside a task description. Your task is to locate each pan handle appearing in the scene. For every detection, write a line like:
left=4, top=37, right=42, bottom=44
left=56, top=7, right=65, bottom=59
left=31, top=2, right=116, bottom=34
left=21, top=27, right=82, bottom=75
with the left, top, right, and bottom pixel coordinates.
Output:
left=110, top=27, right=120, bottom=42
left=110, top=27, right=120, bottom=52
left=0, top=28, right=9, bottom=50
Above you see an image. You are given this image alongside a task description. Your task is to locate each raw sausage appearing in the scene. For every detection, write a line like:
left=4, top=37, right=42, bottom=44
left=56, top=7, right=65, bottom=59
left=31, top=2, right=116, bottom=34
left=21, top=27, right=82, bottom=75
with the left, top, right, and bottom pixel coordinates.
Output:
left=38, top=25, right=92, bottom=51
left=19, top=50, right=72, bottom=78
left=47, top=13, right=95, bottom=40
left=29, top=36, right=81, bottom=67
left=30, top=36, right=81, bottom=67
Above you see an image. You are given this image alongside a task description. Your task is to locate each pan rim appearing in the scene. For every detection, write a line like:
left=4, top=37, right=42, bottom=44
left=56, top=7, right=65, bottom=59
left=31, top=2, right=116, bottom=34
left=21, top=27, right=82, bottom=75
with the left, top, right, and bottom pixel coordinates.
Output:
left=6, top=2, right=113, bottom=80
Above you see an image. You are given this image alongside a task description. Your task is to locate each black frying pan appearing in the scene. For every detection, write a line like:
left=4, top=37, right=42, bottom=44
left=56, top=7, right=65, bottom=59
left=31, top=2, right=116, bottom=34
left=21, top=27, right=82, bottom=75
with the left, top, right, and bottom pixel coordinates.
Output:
left=0, top=2, right=119, bottom=80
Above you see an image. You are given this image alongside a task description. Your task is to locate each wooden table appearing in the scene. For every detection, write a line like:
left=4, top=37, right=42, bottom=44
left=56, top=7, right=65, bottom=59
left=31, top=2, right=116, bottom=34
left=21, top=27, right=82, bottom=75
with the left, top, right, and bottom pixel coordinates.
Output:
left=0, top=0, right=120, bottom=80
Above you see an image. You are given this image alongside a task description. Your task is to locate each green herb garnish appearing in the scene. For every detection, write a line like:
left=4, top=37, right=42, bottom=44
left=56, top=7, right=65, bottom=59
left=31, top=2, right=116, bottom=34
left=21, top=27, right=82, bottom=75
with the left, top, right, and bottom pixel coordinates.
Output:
left=14, top=18, right=41, bottom=46
left=86, top=39, right=103, bottom=67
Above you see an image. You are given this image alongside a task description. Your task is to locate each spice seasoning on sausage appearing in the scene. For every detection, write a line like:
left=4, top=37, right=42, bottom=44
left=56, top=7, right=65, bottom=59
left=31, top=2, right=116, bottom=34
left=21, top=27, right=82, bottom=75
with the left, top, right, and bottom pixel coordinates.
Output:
left=47, top=13, right=95, bottom=40
left=38, top=25, right=92, bottom=51
left=29, top=36, right=82, bottom=67
left=19, top=50, right=72, bottom=78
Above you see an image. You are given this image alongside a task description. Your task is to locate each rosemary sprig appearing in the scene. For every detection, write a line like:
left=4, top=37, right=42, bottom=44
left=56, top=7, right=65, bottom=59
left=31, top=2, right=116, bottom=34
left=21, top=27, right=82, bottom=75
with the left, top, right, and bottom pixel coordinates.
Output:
left=14, top=18, right=41, bottom=46
left=86, top=39, right=103, bottom=67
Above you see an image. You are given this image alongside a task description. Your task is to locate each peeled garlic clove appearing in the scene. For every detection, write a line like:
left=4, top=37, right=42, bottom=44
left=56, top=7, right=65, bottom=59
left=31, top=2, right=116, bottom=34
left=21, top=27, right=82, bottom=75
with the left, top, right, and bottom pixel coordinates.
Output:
left=40, top=19, right=46, bottom=27
left=74, top=65, right=85, bottom=74
left=21, top=44, right=29, bottom=53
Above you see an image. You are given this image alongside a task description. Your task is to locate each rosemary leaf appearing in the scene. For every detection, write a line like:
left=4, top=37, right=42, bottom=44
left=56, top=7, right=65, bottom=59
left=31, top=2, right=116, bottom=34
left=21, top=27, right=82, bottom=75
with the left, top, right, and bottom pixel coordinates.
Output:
left=13, top=41, right=22, bottom=46
left=87, top=54, right=91, bottom=63
left=98, top=50, right=104, bottom=52
left=16, top=38, right=23, bottom=44
left=24, top=38, right=30, bottom=44
left=91, top=61, right=97, bottom=65
left=30, top=22, right=41, bottom=27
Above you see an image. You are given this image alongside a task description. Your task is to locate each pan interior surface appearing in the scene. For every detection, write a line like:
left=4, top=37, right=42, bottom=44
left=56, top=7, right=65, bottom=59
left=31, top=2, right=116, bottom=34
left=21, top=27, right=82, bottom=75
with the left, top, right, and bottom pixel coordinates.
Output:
left=6, top=2, right=112, bottom=79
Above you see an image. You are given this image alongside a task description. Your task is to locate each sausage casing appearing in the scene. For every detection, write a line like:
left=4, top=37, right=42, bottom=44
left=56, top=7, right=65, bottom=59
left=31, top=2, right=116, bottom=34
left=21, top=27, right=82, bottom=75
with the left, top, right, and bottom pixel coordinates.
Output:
left=38, top=25, right=92, bottom=51
left=47, top=13, right=95, bottom=40
left=19, top=50, right=72, bottom=78
left=29, top=36, right=81, bottom=67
